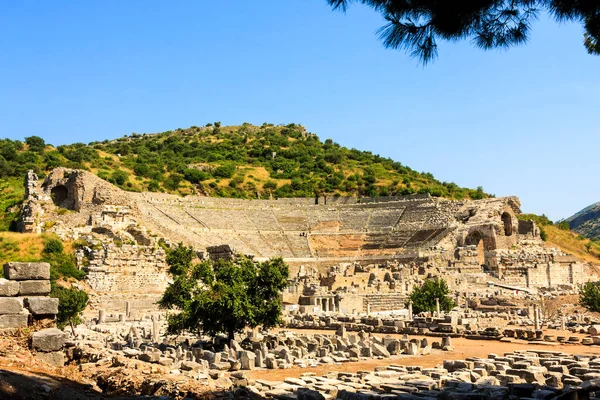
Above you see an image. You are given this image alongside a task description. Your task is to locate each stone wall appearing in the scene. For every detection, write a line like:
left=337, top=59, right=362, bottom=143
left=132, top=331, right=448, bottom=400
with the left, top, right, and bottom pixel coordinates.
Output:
left=80, top=242, right=168, bottom=293
left=0, top=262, right=57, bottom=329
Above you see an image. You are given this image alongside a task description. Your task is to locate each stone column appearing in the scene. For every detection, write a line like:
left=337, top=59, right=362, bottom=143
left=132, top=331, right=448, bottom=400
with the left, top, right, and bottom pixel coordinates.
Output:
left=330, top=298, right=336, bottom=313
left=366, top=302, right=371, bottom=316
left=533, top=304, right=540, bottom=330
left=98, top=309, right=105, bottom=324
left=324, top=299, right=330, bottom=313
left=151, top=314, right=159, bottom=343
left=436, top=298, right=440, bottom=317
left=408, top=301, right=413, bottom=320
left=561, top=316, right=566, bottom=331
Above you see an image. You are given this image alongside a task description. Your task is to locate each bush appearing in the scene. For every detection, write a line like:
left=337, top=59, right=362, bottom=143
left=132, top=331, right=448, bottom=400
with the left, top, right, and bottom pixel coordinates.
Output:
left=556, top=220, right=570, bottom=230
left=408, top=277, right=456, bottom=314
left=110, top=170, right=129, bottom=186
left=213, top=162, right=236, bottom=179
left=579, top=281, right=600, bottom=312
left=43, top=237, right=64, bottom=254
left=51, top=285, right=88, bottom=334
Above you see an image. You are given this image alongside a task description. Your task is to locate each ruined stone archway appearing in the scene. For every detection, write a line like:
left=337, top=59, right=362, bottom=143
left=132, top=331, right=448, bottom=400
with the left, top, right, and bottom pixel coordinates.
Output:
left=502, top=212, right=513, bottom=236
left=50, top=185, right=69, bottom=207
left=464, top=230, right=496, bottom=266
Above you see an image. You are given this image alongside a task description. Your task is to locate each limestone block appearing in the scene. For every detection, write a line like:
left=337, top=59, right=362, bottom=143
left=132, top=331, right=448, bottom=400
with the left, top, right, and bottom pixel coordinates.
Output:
left=371, top=343, right=390, bottom=357
left=181, top=360, right=204, bottom=371
left=405, top=342, right=419, bottom=356
left=589, top=325, right=600, bottom=336
left=0, top=314, right=28, bottom=329
left=210, top=361, right=232, bottom=371
left=4, top=262, right=50, bottom=281
left=18, top=280, right=51, bottom=296
left=387, top=340, right=401, bottom=355
left=36, top=350, right=66, bottom=367
left=25, top=297, right=58, bottom=315
left=444, top=360, right=474, bottom=373
left=0, top=298, right=23, bottom=314
left=138, top=351, right=161, bottom=363
left=32, top=328, right=67, bottom=352
left=474, top=376, right=500, bottom=387
left=506, top=367, right=546, bottom=383
left=240, top=351, right=256, bottom=370
left=0, top=279, right=20, bottom=297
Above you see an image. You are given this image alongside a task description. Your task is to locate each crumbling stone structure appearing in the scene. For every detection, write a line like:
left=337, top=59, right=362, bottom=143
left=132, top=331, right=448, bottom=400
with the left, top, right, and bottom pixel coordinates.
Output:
left=19, top=168, right=592, bottom=314
left=0, top=262, right=57, bottom=329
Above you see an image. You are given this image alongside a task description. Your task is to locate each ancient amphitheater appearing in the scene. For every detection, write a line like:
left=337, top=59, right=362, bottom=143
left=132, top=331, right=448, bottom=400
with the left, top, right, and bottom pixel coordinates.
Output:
left=19, top=168, right=589, bottom=313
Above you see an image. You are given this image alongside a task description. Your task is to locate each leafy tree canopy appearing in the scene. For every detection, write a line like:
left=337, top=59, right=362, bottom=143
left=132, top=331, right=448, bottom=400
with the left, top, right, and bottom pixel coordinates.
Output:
left=159, top=244, right=290, bottom=340
left=579, top=281, right=600, bottom=312
left=51, top=285, right=89, bottom=335
left=408, top=277, right=456, bottom=314
left=327, top=0, right=600, bottom=64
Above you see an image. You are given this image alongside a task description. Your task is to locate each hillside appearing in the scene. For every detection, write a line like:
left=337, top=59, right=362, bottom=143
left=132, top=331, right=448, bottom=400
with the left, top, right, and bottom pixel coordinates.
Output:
left=0, top=123, right=489, bottom=231
left=516, top=213, right=600, bottom=265
left=567, top=202, right=600, bottom=240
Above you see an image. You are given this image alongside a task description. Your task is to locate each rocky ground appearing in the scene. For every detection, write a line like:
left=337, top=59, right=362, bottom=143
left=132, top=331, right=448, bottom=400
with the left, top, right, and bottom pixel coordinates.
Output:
left=2, top=326, right=600, bottom=399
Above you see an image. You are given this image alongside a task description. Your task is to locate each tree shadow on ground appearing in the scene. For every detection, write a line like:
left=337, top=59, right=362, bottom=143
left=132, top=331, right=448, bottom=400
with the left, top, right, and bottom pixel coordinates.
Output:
left=0, top=368, right=226, bottom=399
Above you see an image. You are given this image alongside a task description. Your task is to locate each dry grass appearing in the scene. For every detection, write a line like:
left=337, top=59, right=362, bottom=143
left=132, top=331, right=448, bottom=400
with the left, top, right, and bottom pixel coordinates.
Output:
left=0, top=233, right=46, bottom=264
left=545, top=225, right=600, bottom=265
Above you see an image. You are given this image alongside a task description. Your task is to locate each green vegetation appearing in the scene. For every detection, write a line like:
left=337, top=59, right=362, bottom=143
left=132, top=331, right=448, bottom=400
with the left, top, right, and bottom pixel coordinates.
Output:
left=408, top=277, right=456, bottom=314
left=579, top=281, right=600, bottom=313
left=567, top=202, right=600, bottom=241
left=556, top=220, right=571, bottom=231
left=0, top=233, right=88, bottom=333
left=0, top=124, right=490, bottom=232
left=159, top=244, right=290, bottom=340
left=51, top=285, right=88, bottom=335
left=327, top=1, right=599, bottom=64
left=0, top=178, right=24, bottom=232
left=0, top=234, right=84, bottom=281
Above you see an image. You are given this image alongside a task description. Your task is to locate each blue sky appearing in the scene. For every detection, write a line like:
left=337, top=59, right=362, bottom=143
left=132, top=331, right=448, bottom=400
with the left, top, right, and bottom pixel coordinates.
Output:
left=1, top=1, right=598, bottom=220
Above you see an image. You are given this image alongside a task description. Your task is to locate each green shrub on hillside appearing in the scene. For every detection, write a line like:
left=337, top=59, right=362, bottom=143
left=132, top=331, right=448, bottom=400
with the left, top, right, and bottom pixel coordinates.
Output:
left=0, top=124, right=490, bottom=206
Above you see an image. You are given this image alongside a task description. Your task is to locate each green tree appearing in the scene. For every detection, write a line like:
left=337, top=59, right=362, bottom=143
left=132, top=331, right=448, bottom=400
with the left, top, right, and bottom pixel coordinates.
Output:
left=408, top=277, right=456, bottom=314
left=327, top=1, right=600, bottom=64
left=556, top=220, right=571, bottom=230
left=213, top=162, right=236, bottom=179
left=110, top=169, right=129, bottom=186
left=51, top=286, right=89, bottom=335
left=25, top=136, right=46, bottom=153
left=159, top=244, right=289, bottom=340
left=579, top=281, right=600, bottom=312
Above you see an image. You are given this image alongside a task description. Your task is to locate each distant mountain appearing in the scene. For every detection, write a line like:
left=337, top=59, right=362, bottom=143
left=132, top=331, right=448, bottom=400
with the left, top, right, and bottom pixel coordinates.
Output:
left=567, top=202, right=600, bottom=240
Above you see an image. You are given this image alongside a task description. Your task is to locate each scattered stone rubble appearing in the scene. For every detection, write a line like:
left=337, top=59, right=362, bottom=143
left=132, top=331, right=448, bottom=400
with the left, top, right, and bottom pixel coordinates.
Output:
left=234, top=350, right=600, bottom=400
left=69, top=317, right=446, bottom=378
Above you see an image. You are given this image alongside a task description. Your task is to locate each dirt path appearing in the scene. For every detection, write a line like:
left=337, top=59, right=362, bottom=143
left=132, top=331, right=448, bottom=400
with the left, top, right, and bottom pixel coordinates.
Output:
left=249, top=329, right=600, bottom=381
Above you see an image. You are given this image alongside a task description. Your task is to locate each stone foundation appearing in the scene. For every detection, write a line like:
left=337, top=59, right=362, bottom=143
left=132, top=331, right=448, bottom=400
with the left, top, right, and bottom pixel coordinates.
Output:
left=0, top=262, right=57, bottom=329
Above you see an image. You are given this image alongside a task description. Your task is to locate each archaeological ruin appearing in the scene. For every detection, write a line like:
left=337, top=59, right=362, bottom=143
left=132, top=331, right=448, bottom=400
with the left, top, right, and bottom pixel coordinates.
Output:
left=18, top=168, right=590, bottom=317
left=4, top=168, right=600, bottom=399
